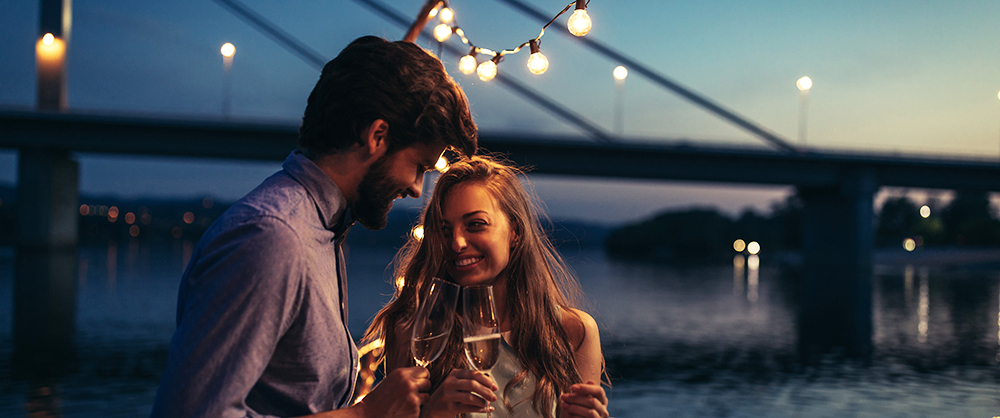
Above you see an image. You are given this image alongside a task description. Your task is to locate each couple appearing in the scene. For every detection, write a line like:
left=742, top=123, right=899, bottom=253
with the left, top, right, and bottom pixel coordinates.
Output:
left=151, top=36, right=608, bottom=418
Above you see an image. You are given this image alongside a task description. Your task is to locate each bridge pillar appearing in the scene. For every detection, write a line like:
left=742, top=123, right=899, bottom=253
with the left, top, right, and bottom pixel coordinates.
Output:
left=797, top=169, right=877, bottom=358
left=14, top=0, right=78, bottom=376
left=14, top=149, right=80, bottom=375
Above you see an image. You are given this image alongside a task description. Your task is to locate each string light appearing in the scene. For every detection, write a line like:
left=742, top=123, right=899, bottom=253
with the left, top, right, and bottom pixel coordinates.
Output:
left=434, top=23, right=453, bottom=42
left=477, top=56, right=499, bottom=81
left=428, top=0, right=592, bottom=80
left=567, top=0, right=592, bottom=37
left=458, top=48, right=477, bottom=74
left=526, top=39, right=549, bottom=75
left=439, top=6, right=454, bottom=23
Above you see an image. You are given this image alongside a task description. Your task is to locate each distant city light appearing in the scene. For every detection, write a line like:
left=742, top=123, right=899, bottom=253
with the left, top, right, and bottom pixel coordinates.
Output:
left=747, top=254, right=760, bottom=270
left=733, top=239, right=746, bottom=252
left=221, top=42, right=235, bottom=58
left=171, top=226, right=183, bottom=238
left=613, top=66, right=628, bottom=81
left=80, top=204, right=89, bottom=216
left=108, top=206, right=120, bottom=218
left=141, top=213, right=153, bottom=225
left=203, top=197, right=214, bottom=209
left=920, top=205, right=931, bottom=218
left=903, top=238, right=916, bottom=252
left=796, top=76, right=812, bottom=91
left=129, top=225, right=140, bottom=237
left=183, top=212, right=195, bottom=224
left=42, top=33, right=54, bottom=45
left=747, top=241, right=760, bottom=255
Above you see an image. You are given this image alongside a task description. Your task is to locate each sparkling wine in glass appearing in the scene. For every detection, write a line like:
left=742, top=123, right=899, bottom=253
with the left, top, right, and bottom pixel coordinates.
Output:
left=411, top=277, right=459, bottom=368
left=462, top=285, right=501, bottom=417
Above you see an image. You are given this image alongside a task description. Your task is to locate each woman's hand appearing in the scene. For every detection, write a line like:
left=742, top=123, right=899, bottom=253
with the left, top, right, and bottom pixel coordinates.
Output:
left=558, top=381, right=608, bottom=418
left=420, top=369, right=498, bottom=418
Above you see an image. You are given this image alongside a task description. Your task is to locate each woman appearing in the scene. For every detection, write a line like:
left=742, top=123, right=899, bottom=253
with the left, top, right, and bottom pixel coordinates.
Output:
left=362, top=155, right=608, bottom=418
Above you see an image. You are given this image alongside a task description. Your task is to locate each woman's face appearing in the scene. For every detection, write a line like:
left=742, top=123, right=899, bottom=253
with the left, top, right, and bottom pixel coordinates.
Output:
left=440, top=182, right=517, bottom=287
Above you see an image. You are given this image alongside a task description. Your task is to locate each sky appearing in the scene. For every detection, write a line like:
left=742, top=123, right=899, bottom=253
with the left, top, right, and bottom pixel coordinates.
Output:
left=2, top=0, right=1000, bottom=224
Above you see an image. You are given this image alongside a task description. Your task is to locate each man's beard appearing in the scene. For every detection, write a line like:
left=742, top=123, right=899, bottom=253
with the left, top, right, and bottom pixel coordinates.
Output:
left=353, top=155, right=401, bottom=230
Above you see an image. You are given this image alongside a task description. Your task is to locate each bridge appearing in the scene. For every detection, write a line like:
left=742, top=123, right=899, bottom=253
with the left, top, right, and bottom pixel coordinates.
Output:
left=6, top=0, right=1000, bottom=371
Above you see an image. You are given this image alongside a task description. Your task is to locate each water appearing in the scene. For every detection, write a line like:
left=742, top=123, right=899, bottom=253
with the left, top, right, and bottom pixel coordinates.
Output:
left=1, top=243, right=998, bottom=417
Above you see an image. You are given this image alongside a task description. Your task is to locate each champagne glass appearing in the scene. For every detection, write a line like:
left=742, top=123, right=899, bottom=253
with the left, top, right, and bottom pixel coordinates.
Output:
left=462, top=285, right=501, bottom=418
left=411, top=277, right=459, bottom=368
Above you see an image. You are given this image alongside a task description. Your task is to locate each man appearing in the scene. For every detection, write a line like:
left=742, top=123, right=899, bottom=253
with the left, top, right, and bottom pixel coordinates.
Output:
left=151, top=36, right=478, bottom=418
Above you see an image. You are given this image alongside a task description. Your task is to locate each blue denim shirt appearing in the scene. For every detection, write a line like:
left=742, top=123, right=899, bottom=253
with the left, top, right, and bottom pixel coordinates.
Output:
left=152, top=151, right=358, bottom=418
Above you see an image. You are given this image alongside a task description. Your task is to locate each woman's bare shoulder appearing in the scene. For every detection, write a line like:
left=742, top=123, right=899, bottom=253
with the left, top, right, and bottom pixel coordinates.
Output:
left=560, top=308, right=599, bottom=350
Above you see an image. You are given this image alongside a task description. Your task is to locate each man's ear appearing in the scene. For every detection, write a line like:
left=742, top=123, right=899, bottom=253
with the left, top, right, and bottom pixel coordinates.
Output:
left=363, top=119, right=390, bottom=157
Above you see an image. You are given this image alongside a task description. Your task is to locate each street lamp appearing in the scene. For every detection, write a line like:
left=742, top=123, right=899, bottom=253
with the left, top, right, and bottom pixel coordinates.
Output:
left=221, top=42, right=235, bottom=117
left=613, top=66, right=628, bottom=138
left=796, top=76, right=812, bottom=147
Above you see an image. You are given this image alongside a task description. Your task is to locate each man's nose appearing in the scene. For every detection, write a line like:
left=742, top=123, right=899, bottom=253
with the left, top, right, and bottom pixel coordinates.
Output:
left=408, top=171, right=424, bottom=199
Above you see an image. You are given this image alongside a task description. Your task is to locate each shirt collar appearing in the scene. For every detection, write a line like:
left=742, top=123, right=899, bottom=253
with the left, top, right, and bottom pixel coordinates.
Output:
left=281, top=150, right=354, bottom=236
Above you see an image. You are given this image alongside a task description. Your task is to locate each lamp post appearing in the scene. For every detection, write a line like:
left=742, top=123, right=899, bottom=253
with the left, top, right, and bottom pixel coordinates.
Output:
left=613, top=65, right=628, bottom=138
left=796, top=76, right=812, bottom=147
left=221, top=42, right=235, bottom=117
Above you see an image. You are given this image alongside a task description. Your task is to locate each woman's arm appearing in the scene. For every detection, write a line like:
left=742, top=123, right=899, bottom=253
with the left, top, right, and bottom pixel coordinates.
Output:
left=559, top=308, right=608, bottom=418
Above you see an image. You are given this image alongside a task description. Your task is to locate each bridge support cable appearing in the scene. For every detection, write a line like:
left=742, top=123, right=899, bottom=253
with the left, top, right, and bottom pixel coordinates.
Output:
left=211, top=0, right=327, bottom=70
left=497, top=0, right=796, bottom=153
left=351, top=0, right=614, bottom=142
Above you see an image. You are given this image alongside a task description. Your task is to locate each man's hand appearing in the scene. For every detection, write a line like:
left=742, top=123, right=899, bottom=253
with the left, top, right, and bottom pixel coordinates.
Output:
left=356, top=367, right=431, bottom=418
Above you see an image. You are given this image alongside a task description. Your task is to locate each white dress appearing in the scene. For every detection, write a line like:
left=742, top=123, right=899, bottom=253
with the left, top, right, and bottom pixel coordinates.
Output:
left=468, top=337, right=556, bottom=418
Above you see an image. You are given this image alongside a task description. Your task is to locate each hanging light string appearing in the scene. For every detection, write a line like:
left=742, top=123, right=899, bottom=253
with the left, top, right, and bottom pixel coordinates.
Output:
left=430, top=0, right=592, bottom=81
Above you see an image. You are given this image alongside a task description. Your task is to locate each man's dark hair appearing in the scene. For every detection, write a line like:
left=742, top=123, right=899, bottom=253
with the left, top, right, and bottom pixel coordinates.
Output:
left=299, top=36, right=478, bottom=157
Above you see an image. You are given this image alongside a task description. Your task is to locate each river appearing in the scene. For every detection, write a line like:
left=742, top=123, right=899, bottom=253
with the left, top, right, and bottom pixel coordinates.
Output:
left=0, top=242, right=997, bottom=417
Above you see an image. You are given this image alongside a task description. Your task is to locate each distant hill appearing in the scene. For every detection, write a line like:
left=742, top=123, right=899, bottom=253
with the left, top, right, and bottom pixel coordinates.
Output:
left=0, top=185, right=609, bottom=253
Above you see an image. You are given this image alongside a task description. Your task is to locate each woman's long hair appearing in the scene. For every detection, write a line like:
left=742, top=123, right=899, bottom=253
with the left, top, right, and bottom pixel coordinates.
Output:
left=362, top=155, right=596, bottom=418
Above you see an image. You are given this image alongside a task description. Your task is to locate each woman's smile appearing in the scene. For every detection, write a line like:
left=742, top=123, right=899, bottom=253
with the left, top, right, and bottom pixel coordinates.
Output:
left=441, top=183, right=517, bottom=287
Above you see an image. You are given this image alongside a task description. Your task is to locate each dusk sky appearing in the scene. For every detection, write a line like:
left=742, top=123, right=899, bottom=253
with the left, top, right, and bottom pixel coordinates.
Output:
left=2, top=0, right=999, bottom=224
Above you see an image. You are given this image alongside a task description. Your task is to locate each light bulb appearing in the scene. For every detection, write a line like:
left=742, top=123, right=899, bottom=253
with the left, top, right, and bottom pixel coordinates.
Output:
left=613, top=65, right=628, bottom=80
left=477, top=60, right=497, bottom=81
left=796, top=76, right=812, bottom=91
left=434, top=24, right=452, bottom=42
left=435, top=156, right=449, bottom=171
left=527, top=52, right=548, bottom=74
left=42, top=33, right=55, bottom=45
left=567, top=9, right=592, bottom=37
left=459, top=54, right=477, bottom=74
left=221, top=42, right=235, bottom=57
left=526, top=40, right=548, bottom=75
left=439, top=7, right=454, bottom=23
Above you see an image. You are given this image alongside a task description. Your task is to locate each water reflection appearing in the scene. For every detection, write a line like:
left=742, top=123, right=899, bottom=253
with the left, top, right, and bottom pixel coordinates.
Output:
left=918, top=268, right=929, bottom=343
left=106, top=241, right=117, bottom=288
left=732, top=254, right=744, bottom=296
left=747, top=254, right=759, bottom=303
left=25, top=383, right=62, bottom=418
